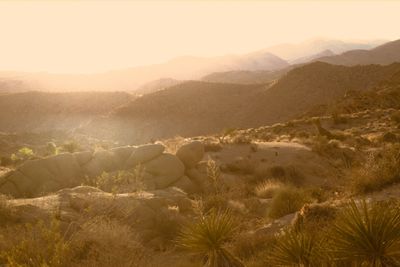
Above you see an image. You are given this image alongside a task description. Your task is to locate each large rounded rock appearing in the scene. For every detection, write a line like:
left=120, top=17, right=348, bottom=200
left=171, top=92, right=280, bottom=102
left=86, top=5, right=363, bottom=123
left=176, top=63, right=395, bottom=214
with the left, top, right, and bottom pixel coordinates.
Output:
left=125, top=144, right=165, bottom=169
left=176, top=141, right=205, bottom=168
left=2, top=170, right=36, bottom=197
left=45, top=153, right=82, bottom=185
left=171, top=176, right=199, bottom=194
left=144, top=153, right=184, bottom=189
left=0, top=176, right=21, bottom=197
left=83, top=150, right=120, bottom=177
left=73, top=151, right=93, bottom=166
left=110, top=146, right=137, bottom=163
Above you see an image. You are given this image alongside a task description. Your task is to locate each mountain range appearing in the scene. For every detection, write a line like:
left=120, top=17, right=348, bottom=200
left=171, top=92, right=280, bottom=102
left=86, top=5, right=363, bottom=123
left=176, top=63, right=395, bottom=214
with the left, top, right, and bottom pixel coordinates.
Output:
left=0, top=38, right=389, bottom=93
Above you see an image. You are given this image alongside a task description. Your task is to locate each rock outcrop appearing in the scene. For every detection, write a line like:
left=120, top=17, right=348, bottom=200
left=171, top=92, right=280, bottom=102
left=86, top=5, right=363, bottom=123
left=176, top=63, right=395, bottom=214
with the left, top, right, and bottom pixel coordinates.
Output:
left=0, top=142, right=203, bottom=198
left=176, top=141, right=205, bottom=168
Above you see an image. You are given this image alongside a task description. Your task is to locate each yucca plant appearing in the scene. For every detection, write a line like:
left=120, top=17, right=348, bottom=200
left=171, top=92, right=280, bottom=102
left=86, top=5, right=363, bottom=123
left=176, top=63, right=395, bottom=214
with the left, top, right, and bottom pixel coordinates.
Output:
left=268, top=229, right=320, bottom=267
left=330, top=199, right=400, bottom=266
left=177, top=209, right=245, bottom=267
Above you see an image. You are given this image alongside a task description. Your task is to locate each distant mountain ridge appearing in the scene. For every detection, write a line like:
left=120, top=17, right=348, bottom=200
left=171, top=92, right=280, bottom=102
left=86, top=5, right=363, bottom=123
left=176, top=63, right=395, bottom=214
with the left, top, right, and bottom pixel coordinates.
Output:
left=317, top=39, right=400, bottom=66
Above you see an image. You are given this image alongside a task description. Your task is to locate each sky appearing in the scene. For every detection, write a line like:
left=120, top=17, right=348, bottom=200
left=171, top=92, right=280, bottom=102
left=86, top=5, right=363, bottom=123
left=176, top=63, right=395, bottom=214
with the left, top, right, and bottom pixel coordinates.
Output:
left=0, top=1, right=399, bottom=74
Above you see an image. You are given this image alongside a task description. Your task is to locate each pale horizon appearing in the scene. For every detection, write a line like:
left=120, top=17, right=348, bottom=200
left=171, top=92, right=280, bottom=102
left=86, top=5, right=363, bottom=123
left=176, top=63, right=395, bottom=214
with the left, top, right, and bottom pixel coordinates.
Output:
left=0, top=1, right=399, bottom=74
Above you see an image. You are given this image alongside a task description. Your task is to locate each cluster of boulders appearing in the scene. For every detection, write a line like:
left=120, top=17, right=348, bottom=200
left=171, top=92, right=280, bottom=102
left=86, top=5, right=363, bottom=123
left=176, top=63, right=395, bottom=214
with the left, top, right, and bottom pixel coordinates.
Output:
left=0, top=140, right=206, bottom=198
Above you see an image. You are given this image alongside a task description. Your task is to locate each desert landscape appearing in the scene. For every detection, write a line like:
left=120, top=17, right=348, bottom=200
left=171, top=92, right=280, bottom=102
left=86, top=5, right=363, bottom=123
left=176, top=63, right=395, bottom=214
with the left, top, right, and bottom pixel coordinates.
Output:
left=1, top=1, right=400, bottom=266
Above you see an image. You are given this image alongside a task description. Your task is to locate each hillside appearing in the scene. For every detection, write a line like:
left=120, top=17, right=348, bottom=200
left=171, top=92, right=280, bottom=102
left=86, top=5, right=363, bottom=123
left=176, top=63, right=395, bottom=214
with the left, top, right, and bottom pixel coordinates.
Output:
left=245, top=62, right=400, bottom=126
left=201, top=69, right=286, bottom=85
left=317, top=39, right=400, bottom=66
left=291, top=49, right=335, bottom=64
left=0, top=91, right=133, bottom=133
left=83, top=62, right=400, bottom=144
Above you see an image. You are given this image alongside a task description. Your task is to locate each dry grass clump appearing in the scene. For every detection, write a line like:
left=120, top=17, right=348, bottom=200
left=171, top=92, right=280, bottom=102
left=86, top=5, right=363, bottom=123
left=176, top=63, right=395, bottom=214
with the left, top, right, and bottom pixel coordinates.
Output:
left=268, top=186, right=311, bottom=219
left=231, top=232, right=276, bottom=261
left=253, top=165, right=304, bottom=186
left=0, top=220, right=72, bottom=267
left=292, top=203, right=338, bottom=233
left=69, top=217, right=149, bottom=267
left=140, top=206, right=186, bottom=249
left=351, top=144, right=400, bottom=194
left=254, top=180, right=284, bottom=199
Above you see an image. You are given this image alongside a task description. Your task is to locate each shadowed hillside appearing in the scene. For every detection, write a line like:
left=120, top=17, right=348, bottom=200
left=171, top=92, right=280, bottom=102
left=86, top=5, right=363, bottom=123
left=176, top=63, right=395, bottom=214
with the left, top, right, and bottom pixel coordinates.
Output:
left=84, top=62, right=400, bottom=143
left=0, top=91, right=134, bottom=133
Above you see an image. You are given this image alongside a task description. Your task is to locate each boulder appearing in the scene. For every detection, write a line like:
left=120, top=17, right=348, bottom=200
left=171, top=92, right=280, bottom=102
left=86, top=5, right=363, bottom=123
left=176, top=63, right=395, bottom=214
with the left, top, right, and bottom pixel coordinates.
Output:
left=45, top=153, right=82, bottom=186
left=73, top=151, right=93, bottom=166
left=144, top=153, right=184, bottom=189
left=83, top=150, right=120, bottom=177
left=125, top=144, right=165, bottom=169
left=110, top=146, right=137, bottom=163
left=185, top=165, right=208, bottom=185
left=171, top=175, right=199, bottom=194
left=0, top=178, right=20, bottom=197
left=176, top=141, right=205, bottom=168
left=2, top=170, right=34, bottom=197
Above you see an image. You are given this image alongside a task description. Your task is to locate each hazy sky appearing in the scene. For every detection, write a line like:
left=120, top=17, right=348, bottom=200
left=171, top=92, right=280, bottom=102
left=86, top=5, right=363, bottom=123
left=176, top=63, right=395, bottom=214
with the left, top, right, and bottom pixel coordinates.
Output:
left=0, top=1, right=399, bottom=73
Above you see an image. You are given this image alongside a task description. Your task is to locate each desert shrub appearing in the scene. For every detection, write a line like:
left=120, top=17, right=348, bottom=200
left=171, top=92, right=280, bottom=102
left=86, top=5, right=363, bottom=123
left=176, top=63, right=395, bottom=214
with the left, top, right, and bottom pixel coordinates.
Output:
left=61, top=140, right=80, bottom=153
left=226, top=157, right=256, bottom=175
left=268, top=229, right=321, bottom=267
left=292, top=203, right=338, bottom=233
left=0, top=220, right=72, bottom=267
left=46, top=142, right=59, bottom=156
left=268, top=186, right=310, bottom=219
left=252, top=165, right=304, bottom=186
left=69, top=217, right=148, bottom=266
left=11, top=147, right=35, bottom=162
left=254, top=180, right=284, bottom=199
left=204, top=141, right=223, bottom=152
left=218, top=128, right=237, bottom=144
left=296, top=131, right=310, bottom=139
left=332, top=112, right=348, bottom=125
left=380, top=132, right=399, bottom=143
left=94, top=165, right=146, bottom=193
left=0, top=156, right=12, bottom=166
left=232, top=232, right=276, bottom=261
left=351, top=144, right=400, bottom=193
left=177, top=209, right=244, bottom=267
left=141, top=206, right=186, bottom=249
left=202, top=194, right=229, bottom=214
left=391, top=110, right=400, bottom=124
left=0, top=195, right=18, bottom=226
left=231, top=134, right=252, bottom=145
left=329, top=199, right=400, bottom=266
